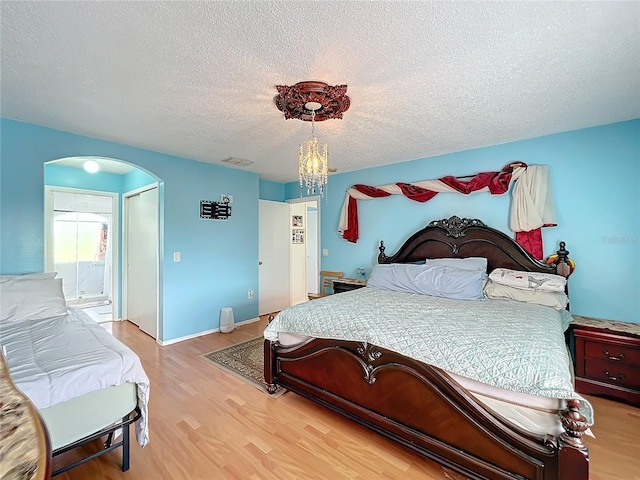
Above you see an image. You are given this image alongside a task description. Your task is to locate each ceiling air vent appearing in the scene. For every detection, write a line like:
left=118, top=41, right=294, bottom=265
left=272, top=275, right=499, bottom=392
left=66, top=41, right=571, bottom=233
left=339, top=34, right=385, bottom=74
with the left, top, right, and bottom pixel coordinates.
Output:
left=222, top=157, right=253, bottom=167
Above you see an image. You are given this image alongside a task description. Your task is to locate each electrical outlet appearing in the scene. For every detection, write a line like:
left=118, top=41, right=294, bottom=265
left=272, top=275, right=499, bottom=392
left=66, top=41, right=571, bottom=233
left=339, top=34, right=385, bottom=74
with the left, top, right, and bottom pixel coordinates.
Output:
left=173, top=252, right=181, bottom=262
left=248, top=289, right=254, bottom=299
left=322, top=249, right=329, bottom=256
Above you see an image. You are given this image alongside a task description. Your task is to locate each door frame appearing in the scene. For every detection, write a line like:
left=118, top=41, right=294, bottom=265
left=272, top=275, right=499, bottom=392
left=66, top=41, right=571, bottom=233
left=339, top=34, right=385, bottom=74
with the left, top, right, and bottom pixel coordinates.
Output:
left=44, top=186, right=119, bottom=319
left=287, top=196, right=321, bottom=298
left=122, top=184, right=160, bottom=337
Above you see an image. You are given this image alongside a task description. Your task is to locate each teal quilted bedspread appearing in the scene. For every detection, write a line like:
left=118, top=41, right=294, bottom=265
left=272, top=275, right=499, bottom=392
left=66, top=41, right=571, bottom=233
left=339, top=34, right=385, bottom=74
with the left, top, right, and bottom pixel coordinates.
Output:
left=264, top=287, right=593, bottom=423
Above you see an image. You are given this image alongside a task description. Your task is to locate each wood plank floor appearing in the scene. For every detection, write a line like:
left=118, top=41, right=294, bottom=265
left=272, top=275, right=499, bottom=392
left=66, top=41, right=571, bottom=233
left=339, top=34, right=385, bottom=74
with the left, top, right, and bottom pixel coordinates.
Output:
left=56, top=317, right=640, bottom=480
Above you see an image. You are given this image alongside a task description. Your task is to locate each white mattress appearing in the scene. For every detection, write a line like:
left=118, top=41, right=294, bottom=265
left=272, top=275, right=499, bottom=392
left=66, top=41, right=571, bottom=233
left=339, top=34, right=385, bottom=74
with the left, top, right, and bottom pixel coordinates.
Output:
left=0, top=307, right=150, bottom=447
left=273, top=332, right=589, bottom=437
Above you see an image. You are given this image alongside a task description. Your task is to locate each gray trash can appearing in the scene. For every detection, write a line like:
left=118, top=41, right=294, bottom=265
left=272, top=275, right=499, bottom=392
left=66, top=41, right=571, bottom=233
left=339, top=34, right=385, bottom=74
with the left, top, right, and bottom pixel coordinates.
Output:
left=220, top=307, right=234, bottom=333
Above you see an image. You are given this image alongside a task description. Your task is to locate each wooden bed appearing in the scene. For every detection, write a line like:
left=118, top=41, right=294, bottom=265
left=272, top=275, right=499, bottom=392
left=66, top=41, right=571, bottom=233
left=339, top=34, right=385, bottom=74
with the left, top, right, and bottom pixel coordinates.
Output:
left=264, top=216, right=590, bottom=480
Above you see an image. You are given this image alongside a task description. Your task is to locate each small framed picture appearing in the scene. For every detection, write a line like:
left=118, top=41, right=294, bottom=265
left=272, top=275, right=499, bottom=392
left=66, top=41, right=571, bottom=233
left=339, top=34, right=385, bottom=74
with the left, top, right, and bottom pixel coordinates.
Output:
left=292, top=229, right=305, bottom=244
left=292, top=215, right=303, bottom=227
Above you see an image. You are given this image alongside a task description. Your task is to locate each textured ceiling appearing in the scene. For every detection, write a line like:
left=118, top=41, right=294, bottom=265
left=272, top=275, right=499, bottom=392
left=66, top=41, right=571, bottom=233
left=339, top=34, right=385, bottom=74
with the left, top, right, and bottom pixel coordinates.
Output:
left=2, top=1, right=639, bottom=182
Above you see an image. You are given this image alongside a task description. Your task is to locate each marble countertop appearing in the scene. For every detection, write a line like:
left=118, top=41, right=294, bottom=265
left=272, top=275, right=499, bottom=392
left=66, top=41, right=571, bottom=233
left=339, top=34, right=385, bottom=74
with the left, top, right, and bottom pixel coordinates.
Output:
left=571, top=315, right=640, bottom=336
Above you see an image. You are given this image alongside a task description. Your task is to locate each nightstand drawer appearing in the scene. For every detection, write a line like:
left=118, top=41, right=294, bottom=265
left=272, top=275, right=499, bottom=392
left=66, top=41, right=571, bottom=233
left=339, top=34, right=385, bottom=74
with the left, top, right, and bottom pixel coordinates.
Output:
left=571, top=317, right=640, bottom=407
left=584, top=359, right=640, bottom=389
left=584, top=339, right=640, bottom=365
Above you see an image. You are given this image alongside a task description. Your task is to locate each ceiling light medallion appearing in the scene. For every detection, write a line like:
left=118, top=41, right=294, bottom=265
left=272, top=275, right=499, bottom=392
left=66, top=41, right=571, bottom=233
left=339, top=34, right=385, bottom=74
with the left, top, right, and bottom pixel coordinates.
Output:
left=274, top=81, right=350, bottom=196
left=274, top=81, right=350, bottom=121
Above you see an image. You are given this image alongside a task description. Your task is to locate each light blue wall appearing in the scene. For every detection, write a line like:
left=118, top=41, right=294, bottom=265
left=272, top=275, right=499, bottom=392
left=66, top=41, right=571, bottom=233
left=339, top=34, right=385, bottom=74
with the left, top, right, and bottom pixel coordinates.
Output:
left=123, top=168, right=157, bottom=193
left=259, top=179, right=285, bottom=201
left=3, top=118, right=638, bottom=333
left=287, top=120, right=640, bottom=323
left=1, top=119, right=260, bottom=342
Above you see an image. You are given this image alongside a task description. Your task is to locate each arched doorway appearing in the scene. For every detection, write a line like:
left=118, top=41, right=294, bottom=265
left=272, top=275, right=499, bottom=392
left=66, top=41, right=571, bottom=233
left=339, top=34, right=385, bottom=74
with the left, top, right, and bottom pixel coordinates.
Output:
left=43, top=156, right=161, bottom=339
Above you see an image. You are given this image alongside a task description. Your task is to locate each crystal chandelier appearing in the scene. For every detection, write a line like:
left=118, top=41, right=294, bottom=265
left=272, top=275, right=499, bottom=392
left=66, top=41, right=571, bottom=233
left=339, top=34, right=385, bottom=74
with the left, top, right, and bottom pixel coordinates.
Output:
left=299, top=102, right=328, bottom=196
left=274, top=81, right=350, bottom=197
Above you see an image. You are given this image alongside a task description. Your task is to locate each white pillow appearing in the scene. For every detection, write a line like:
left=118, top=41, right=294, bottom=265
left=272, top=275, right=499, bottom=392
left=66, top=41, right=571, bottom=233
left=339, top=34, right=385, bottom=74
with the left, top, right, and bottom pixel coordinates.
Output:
left=489, top=268, right=566, bottom=292
left=424, top=257, right=487, bottom=272
left=484, top=280, right=568, bottom=310
left=0, top=277, right=67, bottom=323
left=367, top=263, right=486, bottom=300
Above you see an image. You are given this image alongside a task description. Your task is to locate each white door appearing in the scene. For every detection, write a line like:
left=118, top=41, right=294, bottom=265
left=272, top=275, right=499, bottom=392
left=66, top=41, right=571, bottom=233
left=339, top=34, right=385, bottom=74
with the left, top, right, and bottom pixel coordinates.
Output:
left=126, top=187, right=158, bottom=338
left=306, top=208, right=319, bottom=295
left=259, top=200, right=290, bottom=315
left=287, top=198, right=320, bottom=304
left=289, top=202, right=308, bottom=305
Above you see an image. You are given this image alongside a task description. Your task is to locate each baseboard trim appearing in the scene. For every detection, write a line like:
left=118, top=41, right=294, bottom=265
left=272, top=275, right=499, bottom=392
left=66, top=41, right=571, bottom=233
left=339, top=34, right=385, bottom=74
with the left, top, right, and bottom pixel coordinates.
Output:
left=235, top=316, right=261, bottom=327
left=158, top=316, right=261, bottom=346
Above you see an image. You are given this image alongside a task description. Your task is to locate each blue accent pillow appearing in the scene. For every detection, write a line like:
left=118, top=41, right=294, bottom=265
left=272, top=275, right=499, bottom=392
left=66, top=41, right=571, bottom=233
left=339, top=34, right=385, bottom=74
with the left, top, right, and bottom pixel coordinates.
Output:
left=367, top=263, right=486, bottom=300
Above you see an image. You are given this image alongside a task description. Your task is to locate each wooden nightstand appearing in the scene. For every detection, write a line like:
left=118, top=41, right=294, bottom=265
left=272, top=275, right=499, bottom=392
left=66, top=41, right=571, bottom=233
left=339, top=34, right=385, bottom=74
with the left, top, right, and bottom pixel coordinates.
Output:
left=333, top=278, right=367, bottom=294
left=571, top=316, right=640, bottom=407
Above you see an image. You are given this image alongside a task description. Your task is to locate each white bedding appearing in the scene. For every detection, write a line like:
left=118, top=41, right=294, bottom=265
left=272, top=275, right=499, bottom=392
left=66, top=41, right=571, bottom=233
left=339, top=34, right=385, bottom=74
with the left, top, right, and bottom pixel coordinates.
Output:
left=0, top=307, right=150, bottom=447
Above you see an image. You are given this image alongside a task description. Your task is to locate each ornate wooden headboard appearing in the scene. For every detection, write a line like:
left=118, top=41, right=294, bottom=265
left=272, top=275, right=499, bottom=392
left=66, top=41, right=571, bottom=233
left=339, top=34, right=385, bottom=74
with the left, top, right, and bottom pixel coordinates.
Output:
left=378, top=216, right=571, bottom=277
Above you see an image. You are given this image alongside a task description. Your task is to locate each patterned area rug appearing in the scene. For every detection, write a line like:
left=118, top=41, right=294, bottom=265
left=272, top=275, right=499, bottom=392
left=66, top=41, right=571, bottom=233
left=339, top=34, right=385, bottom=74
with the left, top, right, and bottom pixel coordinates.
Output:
left=201, top=337, right=286, bottom=397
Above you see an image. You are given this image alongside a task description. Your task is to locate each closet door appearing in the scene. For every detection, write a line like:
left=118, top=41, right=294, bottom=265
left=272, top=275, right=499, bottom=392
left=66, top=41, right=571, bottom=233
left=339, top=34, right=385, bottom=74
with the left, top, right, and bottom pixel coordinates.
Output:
left=126, top=187, right=158, bottom=338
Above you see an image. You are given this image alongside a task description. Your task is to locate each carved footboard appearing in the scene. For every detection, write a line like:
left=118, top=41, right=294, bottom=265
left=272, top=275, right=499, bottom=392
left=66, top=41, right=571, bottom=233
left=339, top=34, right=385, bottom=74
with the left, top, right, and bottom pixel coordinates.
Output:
left=265, top=338, right=589, bottom=480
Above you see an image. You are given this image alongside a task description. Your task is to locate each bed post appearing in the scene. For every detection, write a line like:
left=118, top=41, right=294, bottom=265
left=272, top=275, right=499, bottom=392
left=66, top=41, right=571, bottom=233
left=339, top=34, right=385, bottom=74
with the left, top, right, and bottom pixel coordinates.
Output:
left=555, top=242, right=571, bottom=278
left=557, top=399, right=589, bottom=479
left=378, top=241, right=387, bottom=263
left=264, top=340, right=278, bottom=394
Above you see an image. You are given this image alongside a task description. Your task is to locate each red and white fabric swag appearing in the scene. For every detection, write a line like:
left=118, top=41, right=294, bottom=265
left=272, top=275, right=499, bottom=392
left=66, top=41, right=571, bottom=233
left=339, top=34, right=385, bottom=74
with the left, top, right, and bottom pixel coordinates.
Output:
left=338, top=162, right=557, bottom=259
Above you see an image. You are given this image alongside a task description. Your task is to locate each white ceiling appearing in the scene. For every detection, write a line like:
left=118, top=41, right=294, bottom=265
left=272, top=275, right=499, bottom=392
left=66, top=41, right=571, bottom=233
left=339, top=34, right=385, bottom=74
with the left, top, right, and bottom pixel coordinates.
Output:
left=2, top=1, right=639, bottom=182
